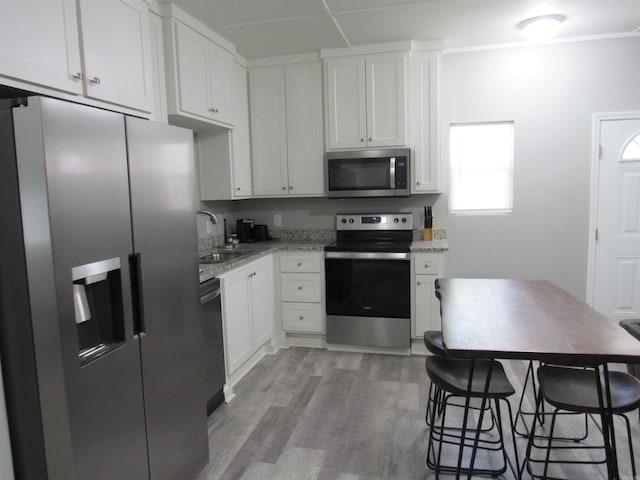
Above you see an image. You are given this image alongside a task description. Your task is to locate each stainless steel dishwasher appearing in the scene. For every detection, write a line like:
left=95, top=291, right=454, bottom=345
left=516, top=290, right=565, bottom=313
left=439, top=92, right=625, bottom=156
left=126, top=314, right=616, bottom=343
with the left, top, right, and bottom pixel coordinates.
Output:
left=200, top=277, right=226, bottom=415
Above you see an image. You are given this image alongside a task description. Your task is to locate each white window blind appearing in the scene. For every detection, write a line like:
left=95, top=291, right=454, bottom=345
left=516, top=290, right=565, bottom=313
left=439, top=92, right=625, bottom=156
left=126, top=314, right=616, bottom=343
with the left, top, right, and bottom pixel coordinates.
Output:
left=449, top=122, right=514, bottom=215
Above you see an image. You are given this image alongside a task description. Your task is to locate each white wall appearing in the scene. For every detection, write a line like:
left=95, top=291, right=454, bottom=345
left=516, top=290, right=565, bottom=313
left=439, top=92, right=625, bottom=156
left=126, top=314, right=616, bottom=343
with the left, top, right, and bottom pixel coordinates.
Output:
left=206, top=36, right=640, bottom=299
left=440, top=37, right=640, bottom=298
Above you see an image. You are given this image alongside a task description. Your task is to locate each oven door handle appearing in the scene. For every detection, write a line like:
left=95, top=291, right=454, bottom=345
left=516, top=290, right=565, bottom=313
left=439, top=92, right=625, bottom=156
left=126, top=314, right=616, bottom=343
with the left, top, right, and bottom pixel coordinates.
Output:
left=325, top=251, right=411, bottom=260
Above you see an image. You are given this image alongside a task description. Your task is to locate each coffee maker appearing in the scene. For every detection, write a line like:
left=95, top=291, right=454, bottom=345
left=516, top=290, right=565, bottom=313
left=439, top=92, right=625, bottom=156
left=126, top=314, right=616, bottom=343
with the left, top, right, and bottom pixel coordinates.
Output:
left=236, top=219, right=255, bottom=242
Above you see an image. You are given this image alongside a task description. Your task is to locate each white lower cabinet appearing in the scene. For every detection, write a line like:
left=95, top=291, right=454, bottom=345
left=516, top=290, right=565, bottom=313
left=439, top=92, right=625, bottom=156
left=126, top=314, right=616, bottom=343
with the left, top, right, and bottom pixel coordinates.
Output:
left=412, top=253, right=444, bottom=338
left=282, top=303, right=323, bottom=334
left=279, top=252, right=324, bottom=334
left=220, top=255, right=274, bottom=376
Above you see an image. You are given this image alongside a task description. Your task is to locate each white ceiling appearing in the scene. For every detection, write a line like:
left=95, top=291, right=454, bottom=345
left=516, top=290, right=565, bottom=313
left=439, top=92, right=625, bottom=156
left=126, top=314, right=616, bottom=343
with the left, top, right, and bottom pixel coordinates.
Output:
left=165, top=0, right=640, bottom=58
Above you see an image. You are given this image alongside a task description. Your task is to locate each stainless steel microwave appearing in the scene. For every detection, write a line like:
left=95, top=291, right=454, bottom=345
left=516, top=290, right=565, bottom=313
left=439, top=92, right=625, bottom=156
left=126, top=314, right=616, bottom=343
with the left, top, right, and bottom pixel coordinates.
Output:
left=325, top=148, right=411, bottom=198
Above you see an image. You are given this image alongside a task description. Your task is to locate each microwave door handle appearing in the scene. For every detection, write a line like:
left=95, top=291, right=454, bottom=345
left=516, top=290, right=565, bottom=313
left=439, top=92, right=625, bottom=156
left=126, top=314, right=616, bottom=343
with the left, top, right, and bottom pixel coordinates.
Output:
left=390, top=157, right=396, bottom=188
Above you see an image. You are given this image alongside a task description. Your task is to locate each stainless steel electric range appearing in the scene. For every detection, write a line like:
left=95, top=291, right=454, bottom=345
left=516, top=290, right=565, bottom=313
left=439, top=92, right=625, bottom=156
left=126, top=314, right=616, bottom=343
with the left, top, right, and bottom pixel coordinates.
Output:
left=324, top=213, right=413, bottom=351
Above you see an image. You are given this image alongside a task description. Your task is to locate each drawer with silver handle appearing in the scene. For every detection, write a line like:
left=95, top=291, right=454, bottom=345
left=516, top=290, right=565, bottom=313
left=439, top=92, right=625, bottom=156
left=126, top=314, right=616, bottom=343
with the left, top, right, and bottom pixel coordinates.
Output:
left=413, top=254, right=443, bottom=275
left=280, top=273, right=321, bottom=302
left=279, top=252, right=322, bottom=273
left=282, top=303, right=323, bottom=333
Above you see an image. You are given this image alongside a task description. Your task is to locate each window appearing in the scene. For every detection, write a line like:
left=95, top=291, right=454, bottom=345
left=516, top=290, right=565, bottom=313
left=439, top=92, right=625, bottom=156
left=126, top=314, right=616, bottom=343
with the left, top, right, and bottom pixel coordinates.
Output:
left=622, top=133, right=640, bottom=161
left=449, top=122, right=514, bottom=215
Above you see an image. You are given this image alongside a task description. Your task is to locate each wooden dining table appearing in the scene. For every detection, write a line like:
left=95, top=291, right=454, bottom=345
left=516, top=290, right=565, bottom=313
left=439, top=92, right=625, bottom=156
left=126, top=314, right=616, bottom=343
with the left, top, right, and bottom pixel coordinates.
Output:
left=435, top=278, right=640, bottom=480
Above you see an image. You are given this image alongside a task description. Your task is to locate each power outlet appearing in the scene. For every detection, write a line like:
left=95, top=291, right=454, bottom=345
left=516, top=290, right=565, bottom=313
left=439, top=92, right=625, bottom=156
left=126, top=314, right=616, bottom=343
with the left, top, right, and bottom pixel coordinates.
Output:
left=274, top=214, right=282, bottom=227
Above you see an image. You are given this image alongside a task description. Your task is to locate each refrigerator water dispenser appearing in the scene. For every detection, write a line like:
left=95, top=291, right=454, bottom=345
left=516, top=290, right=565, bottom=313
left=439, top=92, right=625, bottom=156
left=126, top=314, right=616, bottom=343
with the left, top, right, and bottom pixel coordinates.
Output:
left=71, top=257, right=125, bottom=365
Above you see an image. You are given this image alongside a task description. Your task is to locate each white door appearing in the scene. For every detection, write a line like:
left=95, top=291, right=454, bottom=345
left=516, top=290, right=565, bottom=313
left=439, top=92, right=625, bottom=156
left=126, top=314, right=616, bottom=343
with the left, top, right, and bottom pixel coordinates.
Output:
left=366, top=52, right=407, bottom=147
left=326, top=56, right=367, bottom=149
left=414, top=275, right=440, bottom=337
left=285, top=62, right=325, bottom=196
left=411, top=51, right=440, bottom=193
left=591, top=117, right=640, bottom=321
left=250, top=258, right=274, bottom=349
left=174, top=22, right=211, bottom=120
left=249, top=66, right=288, bottom=196
left=0, top=0, right=82, bottom=94
left=221, top=270, right=253, bottom=375
left=77, top=0, right=152, bottom=112
left=231, top=63, right=252, bottom=198
left=207, top=44, right=234, bottom=126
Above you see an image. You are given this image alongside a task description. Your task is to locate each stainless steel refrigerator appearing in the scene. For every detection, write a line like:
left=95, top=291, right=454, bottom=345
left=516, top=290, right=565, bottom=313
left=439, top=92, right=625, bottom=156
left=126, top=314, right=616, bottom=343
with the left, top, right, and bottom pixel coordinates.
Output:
left=0, top=96, right=208, bottom=480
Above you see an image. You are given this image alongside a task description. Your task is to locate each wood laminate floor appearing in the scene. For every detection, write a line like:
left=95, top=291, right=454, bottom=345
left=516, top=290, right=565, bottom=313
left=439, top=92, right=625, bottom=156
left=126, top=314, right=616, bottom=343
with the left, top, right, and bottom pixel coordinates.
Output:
left=196, top=348, right=640, bottom=479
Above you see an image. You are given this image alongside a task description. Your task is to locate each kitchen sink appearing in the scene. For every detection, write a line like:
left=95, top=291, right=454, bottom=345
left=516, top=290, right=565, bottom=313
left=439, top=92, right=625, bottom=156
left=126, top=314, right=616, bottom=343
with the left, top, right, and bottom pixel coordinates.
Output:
left=199, top=250, right=252, bottom=264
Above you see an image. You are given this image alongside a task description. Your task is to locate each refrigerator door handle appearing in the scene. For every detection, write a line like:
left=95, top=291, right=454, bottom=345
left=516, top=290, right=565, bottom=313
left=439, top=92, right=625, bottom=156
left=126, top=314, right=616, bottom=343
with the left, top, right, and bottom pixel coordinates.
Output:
left=128, top=252, right=146, bottom=336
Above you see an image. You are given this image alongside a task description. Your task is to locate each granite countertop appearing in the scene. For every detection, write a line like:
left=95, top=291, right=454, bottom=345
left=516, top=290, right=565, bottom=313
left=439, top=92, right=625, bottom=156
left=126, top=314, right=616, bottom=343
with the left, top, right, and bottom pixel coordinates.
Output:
left=199, top=238, right=449, bottom=283
left=410, top=239, right=449, bottom=252
left=198, top=240, right=327, bottom=283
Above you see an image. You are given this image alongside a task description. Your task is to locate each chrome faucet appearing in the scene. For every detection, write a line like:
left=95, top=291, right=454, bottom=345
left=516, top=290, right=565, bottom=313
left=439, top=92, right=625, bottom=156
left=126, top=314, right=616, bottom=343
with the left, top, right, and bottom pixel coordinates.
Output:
left=196, top=210, right=219, bottom=224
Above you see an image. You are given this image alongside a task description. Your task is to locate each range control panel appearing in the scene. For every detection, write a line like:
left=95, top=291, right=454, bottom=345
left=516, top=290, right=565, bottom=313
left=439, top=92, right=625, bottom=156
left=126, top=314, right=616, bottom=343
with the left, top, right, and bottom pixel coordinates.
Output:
left=336, top=213, right=414, bottom=231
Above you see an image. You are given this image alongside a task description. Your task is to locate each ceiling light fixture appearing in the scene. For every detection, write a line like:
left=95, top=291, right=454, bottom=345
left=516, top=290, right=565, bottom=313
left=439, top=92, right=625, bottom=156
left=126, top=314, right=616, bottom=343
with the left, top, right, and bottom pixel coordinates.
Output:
left=517, top=14, right=566, bottom=41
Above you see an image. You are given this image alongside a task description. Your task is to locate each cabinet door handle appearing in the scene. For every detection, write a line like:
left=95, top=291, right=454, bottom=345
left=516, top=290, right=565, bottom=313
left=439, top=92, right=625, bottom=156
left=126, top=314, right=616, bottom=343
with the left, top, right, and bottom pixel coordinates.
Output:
left=417, top=281, right=422, bottom=285
left=297, top=286, right=303, bottom=290
left=416, top=181, right=421, bottom=185
left=299, top=316, right=304, bottom=320
left=368, top=137, right=372, bottom=142
left=424, top=263, right=431, bottom=269
left=235, top=187, right=240, bottom=191
left=89, top=76, right=101, bottom=85
left=296, top=262, right=302, bottom=267
left=360, top=138, right=364, bottom=142
left=72, top=72, right=84, bottom=80
left=289, top=186, right=293, bottom=190
left=282, top=186, right=286, bottom=190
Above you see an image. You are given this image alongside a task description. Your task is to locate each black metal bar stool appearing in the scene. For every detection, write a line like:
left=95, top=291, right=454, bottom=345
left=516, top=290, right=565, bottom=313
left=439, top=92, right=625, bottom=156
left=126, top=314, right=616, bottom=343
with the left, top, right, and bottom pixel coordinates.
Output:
left=423, top=333, right=519, bottom=478
left=514, top=359, right=590, bottom=442
left=620, top=318, right=640, bottom=422
left=423, top=331, right=497, bottom=435
left=523, top=364, right=640, bottom=479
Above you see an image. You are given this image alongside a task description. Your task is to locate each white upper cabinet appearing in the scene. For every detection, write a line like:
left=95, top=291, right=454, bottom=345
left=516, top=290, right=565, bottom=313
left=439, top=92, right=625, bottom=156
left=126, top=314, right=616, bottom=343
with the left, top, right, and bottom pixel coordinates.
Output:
left=148, top=9, right=168, bottom=123
left=366, top=53, right=407, bottom=147
left=249, top=62, right=324, bottom=197
left=0, top=0, right=82, bottom=95
left=173, top=21, right=210, bottom=120
left=249, top=66, right=288, bottom=196
left=284, top=62, right=325, bottom=196
left=0, top=0, right=153, bottom=113
left=411, top=51, right=440, bottom=193
left=165, top=18, right=234, bottom=128
left=326, top=57, right=367, bottom=149
left=198, top=61, right=252, bottom=201
left=207, top=44, right=234, bottom=126
left=231, top=62, right=252, bottom=198
left=77, top=0, right=153, bottom=112
left=326, top=52, right=407, bottom=149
